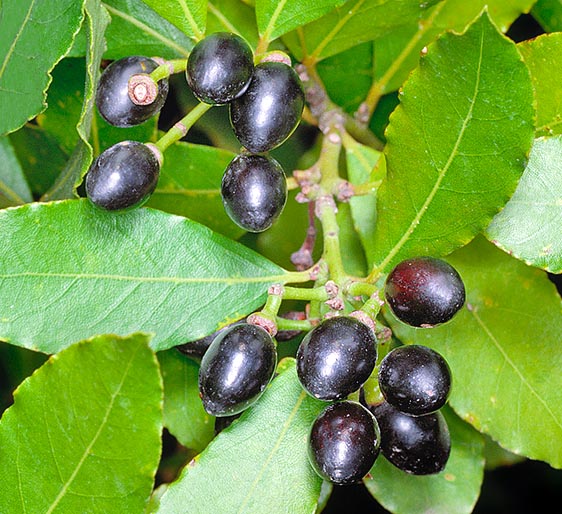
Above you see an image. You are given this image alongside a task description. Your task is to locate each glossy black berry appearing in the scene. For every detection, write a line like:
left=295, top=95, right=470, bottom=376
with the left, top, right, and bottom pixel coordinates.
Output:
left=186, top=32, right=254, bottom=105
left=176, top=321, right=244, bottom=361
left=198, top=323, right=277, bottom=417
left=385, top=257, right=465, bottom=327
left=308, top=401, right=380, bottom=485
left=378, top=345, right=452, bottom=416
left=85, top=141, right=160, bottom=211
left=372, top=401, right=451, bottom=475
left=296, top=316, right=377, bottom=401
left=229, top=61, right=305, bottom=153
left=96, top=56, right=168, bottom=127
left=221, top=153, right=287, bottom=232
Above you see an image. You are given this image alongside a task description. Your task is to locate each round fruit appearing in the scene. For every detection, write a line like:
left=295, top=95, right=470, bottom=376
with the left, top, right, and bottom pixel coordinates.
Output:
left=372, top=401, right=451, bottom=475
left=221, top=153, right=287, bottom=232
left=385, top=257, right=465, bottom=327
left=378, top=345, right=452, bottom=416
left=198, top=323, right=277, bottom=416
left=308, top=401, right=380, bottom=485
left=296, top=316, right=377, bottom=401
left=96, top=56, right=168, bottom=127
left=176, top=321, right=244, bottom=361
left=186, top=32, right=254, bottom=105
left=85, top=141, right=160, bottom=211
left=229, top=61, right=305, bottom=153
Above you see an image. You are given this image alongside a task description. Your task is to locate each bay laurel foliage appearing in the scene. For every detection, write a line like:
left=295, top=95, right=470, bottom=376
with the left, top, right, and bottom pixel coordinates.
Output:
left=0, top=0, right=560, bottom=513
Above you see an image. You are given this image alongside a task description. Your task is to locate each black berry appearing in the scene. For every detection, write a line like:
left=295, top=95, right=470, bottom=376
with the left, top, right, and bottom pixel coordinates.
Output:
left=372, top=401, right=451, bottom=475
left=85, top=141, right=160, bottom=211
left=221, top=153, right=287, bottom=232
left=296, top=316, right=377, bottom=401
left=96, top=56, right=168, bottom=127
left=385, top=257, right=465, bottom=327
left=176, top=321, right=244, bottom=361
left=198, top=323, right=277, bottom=416
left=186, top=32, right=254, bottom=105
left=378, top=345, right=452, bottom=416
left=308, top=401, right=380, bottom=485
left=229, top=61, right=305, bottom=153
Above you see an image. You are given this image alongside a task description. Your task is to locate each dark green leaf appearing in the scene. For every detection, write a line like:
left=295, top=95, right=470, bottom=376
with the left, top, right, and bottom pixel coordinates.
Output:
left=0, top=136, right=33, bottom=207
left=532, top=0, right=562, bottom=31
left=158, top=349, right=215, bottom=452
left=155, top=358, right=326, bottom=513
left=146, top=141, right=245, bottom=239
left=142, top=0, right=207, bottom=41
left=102, top=0, right=192, bottom=59
left=256, top=0, right=347, bottom=42
left=388, top=236, right=562, bottom=468
left=0, top=199, right=287, bottom=353
left=368, top=12, right=535, bottom=275
left=518, top=33, right=562, bottom=137
left=0, top=0, right=85, bottom=135
left=0, top=333, right=162, bottom=513
left=207, top=0, right=260, bottom=48
left=486, top=137, right=562, bottom=273
left=365, top=408, right=485, bottom=514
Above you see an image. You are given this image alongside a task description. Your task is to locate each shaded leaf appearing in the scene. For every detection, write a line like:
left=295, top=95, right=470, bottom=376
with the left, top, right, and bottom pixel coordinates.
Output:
left=156, top=358, right=326, bottom=513
left=0, top=136, right=33, bottom=208
left=256, top=0, right=347, bottom=42
left=207, top=0, right=260, bottom=48
left=158, top=349, right=215, bottom=452
left=0, top=199, right=287, bottom=353
left=532, top=0, right=562, bottom=31
left=0, top=333, right=163, bottom=513
left=0, top=0, right=85, bottom=135
left=388, top=236, right=562, bottom=468
left=486, top=137, right=562, bottom=273
left=365, top=408, right=485, bottom=514
left=368, top=12, right=535, bottom=275
left=142, top=0, right=207, bottom=41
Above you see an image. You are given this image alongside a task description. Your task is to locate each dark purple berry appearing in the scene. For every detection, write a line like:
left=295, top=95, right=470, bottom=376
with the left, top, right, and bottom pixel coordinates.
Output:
left=378, top=345, right=452, bottom=416
left=372, top=401, right=451, bottom=475
left=221, top=153, right=287, bottom=233
left=186, top=32, right=254, bottom=105
left=85, top=141, right=160, bottom=211
left=296, top=316, right=377, bottom=401
left=229, top=61, right=305, bottom=152
left=308, top=401, right=380, bottom=485
left=198, top=323, right=277, bottom=417
left=385, top=257, right=465, bottom=327
left=96, top=56, right=168, bottom=127
left=176, top=321, right=244, bottom=361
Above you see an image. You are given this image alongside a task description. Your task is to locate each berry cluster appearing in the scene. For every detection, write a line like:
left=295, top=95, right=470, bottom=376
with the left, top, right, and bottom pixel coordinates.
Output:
left=85, top=32, right=304, bottom=235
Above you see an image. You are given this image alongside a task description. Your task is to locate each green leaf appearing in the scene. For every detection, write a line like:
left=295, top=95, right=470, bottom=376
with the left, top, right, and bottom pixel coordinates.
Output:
left=0, top=333, right=163, bottom=513
left=102, top=0, right=192, bottom=59
left=158, top=349, right=215, bottom=452
left=518, top=33, right=562, bottom=137
left=0, top=0, right=86, bottom=135
left=486, top=137, right=562, bottom=273
left=532, top=0, right=562, bottom=31
left=43, top=0, right=111, bottom=202
left=0, top=136, right=33, bottom=207
left=156, top=358, right=326, bottom=514
left=256, top=0, right=347, bottom=42
left=283, top=0, right=441, bottom=62
left=141, top=0, right=207, bottom=41
left=365, top=408, right=485, bottom=514
left=207, top=0, right=260, bottom=49
left=388, top=236, right=562, bottom=468
left=367, top=12, right=535, bottom=275
left=0, top=199, right=287, bottom=354
left=146, top=141, right=245, bottom=239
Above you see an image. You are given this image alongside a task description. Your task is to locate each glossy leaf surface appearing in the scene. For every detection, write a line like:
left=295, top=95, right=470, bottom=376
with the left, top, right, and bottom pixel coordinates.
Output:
left=0, top=137, right=32, bottom=208
left=142, top=0, right=207, bottom=40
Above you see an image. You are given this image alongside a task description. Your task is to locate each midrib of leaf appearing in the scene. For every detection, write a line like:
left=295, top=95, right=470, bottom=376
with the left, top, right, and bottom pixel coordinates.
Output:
left=44, top=344, right=140, bottom=513
left=261, top=0, right=289, bottom=43
left=375, top=26, right=485, bottom=275
left=538, top=117, right=562, bottom=134
left=0, top=178, right=26, bottom=204
left=207, top=1, right=238, bottom=33
left=469, top=308, right=562, bottom=435
left=308, top=0, right=366, bottom=62
left=236, top=389, right=308, bottom=513
left=101, top=3, right=190, bottom=57
left=177, top=0, right=205, bottom=40
left=0, top=0, right=36, bottom=80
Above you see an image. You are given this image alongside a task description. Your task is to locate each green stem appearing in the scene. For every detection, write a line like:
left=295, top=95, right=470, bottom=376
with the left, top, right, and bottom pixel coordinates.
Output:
left=283, top=285, right=329, bottom=302
left=276, top=316, right=315, bottom=333
left=154, top=102, right=212, bottom=152
left=150, top=59, right=188, bottom=83
left=316, top=196, right=346, bottom=285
